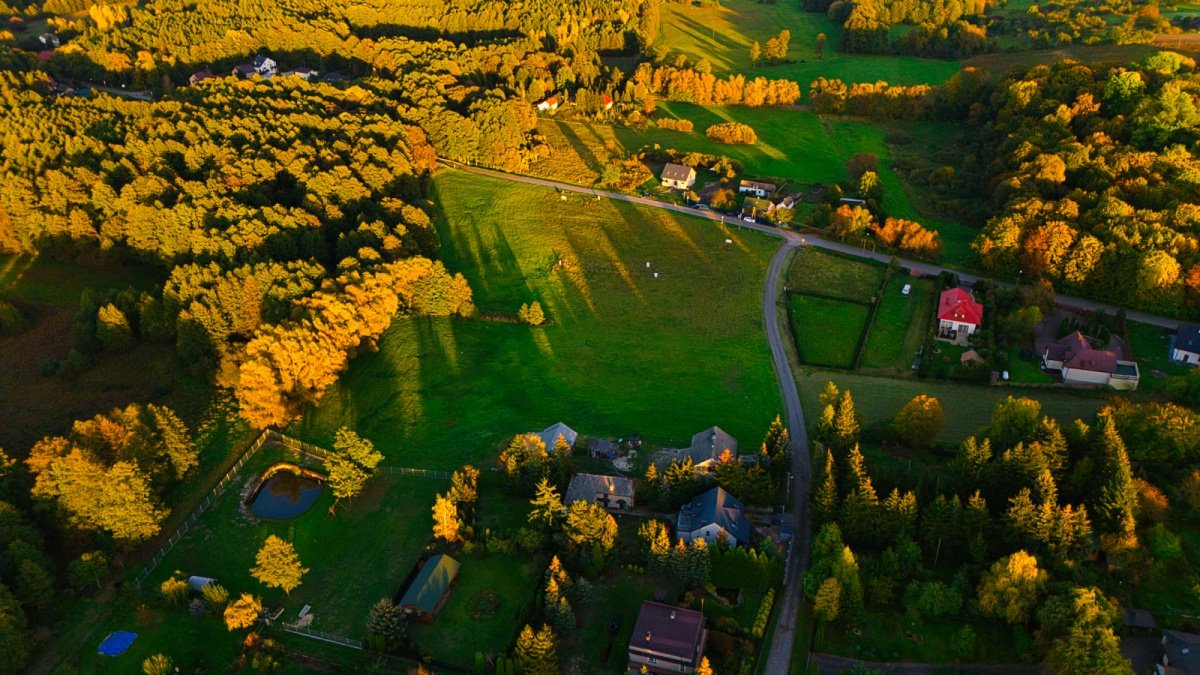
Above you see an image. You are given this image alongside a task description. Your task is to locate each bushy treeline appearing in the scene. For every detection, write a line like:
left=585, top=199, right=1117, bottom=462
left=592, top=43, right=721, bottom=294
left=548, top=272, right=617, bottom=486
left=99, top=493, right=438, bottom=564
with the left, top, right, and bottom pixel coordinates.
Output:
left=809, top=383, right=1200, bottom=670
left=970, top=53, right=1200, bottom=317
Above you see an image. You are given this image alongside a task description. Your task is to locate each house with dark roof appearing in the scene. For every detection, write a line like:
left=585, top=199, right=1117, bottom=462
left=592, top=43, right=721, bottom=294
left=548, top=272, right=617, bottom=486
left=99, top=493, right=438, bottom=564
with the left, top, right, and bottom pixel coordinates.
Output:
left=38, top=33, right=60, bottom=48
left=588, top=438, right=620, bottom=460
left=399, top=554, right=460, bottom=622
left=188, top=70, right=215, bottom=85
left=738, top=180, right=777, bottom=197
left=628, top=602, right=708, bottom=674
left=1173, top=324, right=1200, bottom=365
left=251, top=54, right=277, bottom=76
left=675, top=426, right=737, bottom=471
left=1043, top=331, right=1140, bottom=391
left=565, top=473, right=634, bottom=510
left=537, top=422, right=577, bottom=453
left=937, top=288, right=983, bottom=340
left=660, top=163, right=696, bottom=190
left=1158, top=629, right=1200, bottom=675
left=676, top=486, right=750, bottom=547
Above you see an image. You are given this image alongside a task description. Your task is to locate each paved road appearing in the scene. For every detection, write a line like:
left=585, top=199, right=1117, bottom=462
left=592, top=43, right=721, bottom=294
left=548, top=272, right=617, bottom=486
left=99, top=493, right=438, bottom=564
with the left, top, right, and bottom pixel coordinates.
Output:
left=437, top=160, right=1182, bottom=330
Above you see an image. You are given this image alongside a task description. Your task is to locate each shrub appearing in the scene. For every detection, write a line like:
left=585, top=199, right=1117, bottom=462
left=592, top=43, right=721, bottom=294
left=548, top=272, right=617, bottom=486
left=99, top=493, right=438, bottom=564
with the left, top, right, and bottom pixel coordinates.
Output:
left=706, top=122, right=758, bottom=144
left=751, top=589, right=775, bottom=638
left=657, top=117, right=695, bottom=132
left=143, top=654, right=172, bottom=675
left=201, top=583, right=230, bottom=609
left=160, top=576, right=188, bottom=606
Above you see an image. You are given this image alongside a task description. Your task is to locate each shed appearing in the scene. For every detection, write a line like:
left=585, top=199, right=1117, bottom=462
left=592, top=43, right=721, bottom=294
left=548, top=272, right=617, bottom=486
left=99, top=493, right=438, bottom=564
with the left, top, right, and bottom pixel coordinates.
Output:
left=187, top=576, right=217, bottom=593
left=400, top=554, right=460, bottom=621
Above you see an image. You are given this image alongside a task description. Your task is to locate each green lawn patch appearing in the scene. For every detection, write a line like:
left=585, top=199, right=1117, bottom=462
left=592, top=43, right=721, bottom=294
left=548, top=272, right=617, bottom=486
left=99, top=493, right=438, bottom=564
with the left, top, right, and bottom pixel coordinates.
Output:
left=410, top=553, right=541, bottom=665
left=788, top=295, right=870, bottom=369
left=786, top=247, right=884, bottom=301
left=859, top=276, right=936, bottom=372
left=795, top=371, right=1112, bottom=444
left=1126, top=320, right=1190, bottom=392
left=295, top=168, right=783, bottom=469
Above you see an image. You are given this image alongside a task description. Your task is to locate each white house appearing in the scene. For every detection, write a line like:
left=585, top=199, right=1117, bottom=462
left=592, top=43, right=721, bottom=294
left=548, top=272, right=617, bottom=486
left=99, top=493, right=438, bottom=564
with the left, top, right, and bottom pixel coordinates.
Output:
left=1043, top=331, right=1140, bottom=391
left=738, top=180, right=777, bottom=198
left=1173, top=323, right=1200, bottom=365
left=536, top=96, right=560, bottom=112
left=251, top=54, right=278, bottom=76
left=937, top=288, right=983, bottom=339
left=660, top=163, right=696, bottom=190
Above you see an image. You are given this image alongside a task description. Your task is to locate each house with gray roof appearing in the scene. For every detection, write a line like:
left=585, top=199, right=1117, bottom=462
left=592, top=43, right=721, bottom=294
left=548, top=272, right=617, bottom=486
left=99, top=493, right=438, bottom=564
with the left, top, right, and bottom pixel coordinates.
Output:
left=660, top=163, right=696, bottom=190
left=680, top=426, right=737, bottom=471
left=676, top=486, right=749, bottom=547
left=565, top=473, right=634, bottom=510
left=1158, top=630, right=1200, bottom=675
left=537, top=422, right=577, bottom=453
left=1173, top=324, right=1200, bottom=365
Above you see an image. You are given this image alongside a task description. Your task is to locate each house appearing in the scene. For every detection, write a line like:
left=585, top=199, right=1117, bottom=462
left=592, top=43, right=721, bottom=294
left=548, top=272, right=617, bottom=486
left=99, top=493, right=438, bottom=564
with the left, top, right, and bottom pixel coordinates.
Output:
left=1124, top=607, right=1157, bottom=633
left=680, top=426, right=737, bottom=471
left=251, top=54, right=277, bottom=76
left=738, top=180, right=777, bottom=198
left=231, top=63, right=258, bottom=78
left=188, top=70, right=215, bottom=85
left=588, top=438, right=620, bottom=460
left=282, top=67, right=319, bottom=81
left=677, top=486, right=750, bottom=547
left=660, top=163, right=696, bottom=190
left=565, top=473, right=634, bottom=510
left=38, top=33, right=60, bottom=48
left=399, top=554, right=460, bottom=622
left=628, top=602, right=708, bottom=674
left=1158, top=630, right=1200, bottom=675
left=937, top=288, right=984, bottom=340
left=537, top=422, right=577, bottom=453
left=1173, top=323, right=1200, bottom=365
left=601, top=93, right=614, bottom=110
left=960, top=349, right=985, bottom=366
left=536, top=95, right=559, bottom=112
left=1042, top=331, right=1140, bottom=391
left=741, top=196, right=774, bottom=221
left=838, top=197, right=867, bottom=207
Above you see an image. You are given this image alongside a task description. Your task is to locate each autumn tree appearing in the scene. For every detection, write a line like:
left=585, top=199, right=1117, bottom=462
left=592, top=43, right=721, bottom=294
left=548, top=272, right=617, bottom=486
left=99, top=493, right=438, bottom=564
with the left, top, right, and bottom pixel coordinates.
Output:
left=432, top=493, right=461, bottom=543
left=96, top=304, right=134, bottom=352
left=749, top=41, right=761, bottom=66
left=514, top=624, right=558, bottom=675
left=251, top=535, right=308, bottom=594
left=529, top=478, right=566, bottom=529
left=1038, top=587, right=1132, bottom=675
left=832, top=389, right=861, bottom=450
left=829, top=205, right=875, bottom=240
left=814, top=576, right=842, bottom=623
left=764, top=29, right=791, bottom=62
left=325, top=428, right=384, bottom=510
left=977, top=550, right=1047, bottom=624
left=142, top=654, right=172, bottom=675
left=893, top=395, right=944, bottom=447
left=564, top=500, right=618, bottom=565
left=518, top=301, right=546, bottom=326
left=224, top=593, right=262, bottom=631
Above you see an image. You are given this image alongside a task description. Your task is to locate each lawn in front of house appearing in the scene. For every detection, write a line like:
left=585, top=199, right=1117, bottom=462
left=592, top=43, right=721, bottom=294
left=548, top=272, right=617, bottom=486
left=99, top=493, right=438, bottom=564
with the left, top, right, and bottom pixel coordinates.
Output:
left=409, top=553, right=542, bottom=666
left=788, top=295, right=871, bottom=369
left=860, top=276, right=937, bottom=372
left=295, top=168, right=783, bottom=469
left=1127, top=320, right=1191, bottom=392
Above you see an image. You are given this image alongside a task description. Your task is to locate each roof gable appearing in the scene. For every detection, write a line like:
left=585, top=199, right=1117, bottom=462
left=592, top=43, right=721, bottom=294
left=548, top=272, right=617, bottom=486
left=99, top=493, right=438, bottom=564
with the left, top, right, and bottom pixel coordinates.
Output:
left=677, top=487, right=749, bottom=544
left=688, top=426, right=737, bottom=463
left=661, top=163, right=695, bottom=181
left=539, top=422, right=577, bottom=450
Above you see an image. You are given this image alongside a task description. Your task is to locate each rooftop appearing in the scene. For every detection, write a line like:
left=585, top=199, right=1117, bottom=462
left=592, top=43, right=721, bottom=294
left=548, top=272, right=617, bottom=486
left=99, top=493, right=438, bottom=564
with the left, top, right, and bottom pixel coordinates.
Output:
left=564, top=473, right=634, bottom=505
left=677, top=486, right=749, bottom=544
left=400, top=554, right=460, bottom=615
left=661, top=163, right=695, bottom=181
left=937, top=288, right=983, bottom=325
left=629, top=601, right=706, bottom=664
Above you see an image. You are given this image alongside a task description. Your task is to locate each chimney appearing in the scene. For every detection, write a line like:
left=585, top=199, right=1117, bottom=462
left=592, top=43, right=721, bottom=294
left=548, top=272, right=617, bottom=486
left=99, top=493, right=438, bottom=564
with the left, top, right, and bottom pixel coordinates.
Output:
left=644, top=631, right=652, bottom=642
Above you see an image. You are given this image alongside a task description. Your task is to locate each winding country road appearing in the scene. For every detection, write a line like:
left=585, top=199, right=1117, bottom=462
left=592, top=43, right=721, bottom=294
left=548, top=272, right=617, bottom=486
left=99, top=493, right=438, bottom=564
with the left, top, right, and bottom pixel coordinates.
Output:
left=437, top=159, right=1183, bottom=674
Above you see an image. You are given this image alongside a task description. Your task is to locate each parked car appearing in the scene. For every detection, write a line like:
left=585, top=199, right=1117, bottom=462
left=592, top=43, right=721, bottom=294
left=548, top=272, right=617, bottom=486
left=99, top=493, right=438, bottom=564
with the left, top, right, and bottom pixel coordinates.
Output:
left=742, top=216, right=755, bottom=223
left=696, top=204, right=710, bottom=211
left=902, top=283, right=912, bottom=295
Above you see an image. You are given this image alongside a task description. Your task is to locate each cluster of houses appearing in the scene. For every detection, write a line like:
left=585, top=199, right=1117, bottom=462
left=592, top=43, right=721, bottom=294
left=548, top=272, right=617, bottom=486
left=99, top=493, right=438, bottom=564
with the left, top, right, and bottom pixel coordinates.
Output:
left=535, top=92, right=614, bottom=112
left=188, top=54, right=323, bottom=86
left=658, top=164, right=796, bottom=223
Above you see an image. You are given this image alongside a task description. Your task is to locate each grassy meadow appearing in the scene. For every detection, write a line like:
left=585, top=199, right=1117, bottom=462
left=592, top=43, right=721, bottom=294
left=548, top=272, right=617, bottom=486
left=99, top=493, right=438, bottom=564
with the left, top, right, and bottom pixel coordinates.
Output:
left=657, top=0, right=960, bottom=90
left=787, top=295, right=870, bottom=369
left=860, top=276, right=937, bottom=372
left=786, top=247, right=884, bottom=300
left=295, top=168, right=783, bottom=469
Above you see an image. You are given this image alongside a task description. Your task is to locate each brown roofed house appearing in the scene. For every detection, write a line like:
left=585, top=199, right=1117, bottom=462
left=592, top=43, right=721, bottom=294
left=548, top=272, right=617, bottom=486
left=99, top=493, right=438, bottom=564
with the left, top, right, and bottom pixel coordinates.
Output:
left=565, top=473, right=634, bottom=510
left=660, top=163, right=696, bottom=190
left=1042, top=331, right=1140, bottom=391
left=628, top=601, right=708, bottom=674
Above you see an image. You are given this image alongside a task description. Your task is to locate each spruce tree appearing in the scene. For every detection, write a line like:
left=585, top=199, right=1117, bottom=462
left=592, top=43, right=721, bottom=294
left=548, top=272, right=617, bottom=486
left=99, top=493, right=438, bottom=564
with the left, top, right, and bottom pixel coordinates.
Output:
left=814, top=448, right=839, bottom=525
left=1091, top=415, right=1138, bottom=549
left=528, top=478, right=565, bottom=529
left=833, top=389, right=860, bottom=449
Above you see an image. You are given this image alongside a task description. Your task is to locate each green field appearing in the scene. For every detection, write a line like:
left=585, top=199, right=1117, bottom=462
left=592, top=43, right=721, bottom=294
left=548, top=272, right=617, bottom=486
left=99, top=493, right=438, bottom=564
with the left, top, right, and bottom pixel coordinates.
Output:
left=788, top=294, right=870, bottom=369
left=295, top=169, right=783, bottom=469
left=657, top=0, right=961, bottom=91
left=787, top=247, right=884, bottom=301
left=532, top=107, right=979, bottom=261
left=795, top=371, right=1112, bottom=443
left=1127, top=320, right=1190, bottom=392
left=860, top=276, right=937, bottom=372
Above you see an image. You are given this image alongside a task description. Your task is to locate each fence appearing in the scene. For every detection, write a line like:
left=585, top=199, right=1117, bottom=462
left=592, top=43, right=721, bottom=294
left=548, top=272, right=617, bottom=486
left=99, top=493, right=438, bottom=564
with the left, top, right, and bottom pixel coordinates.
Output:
left=279, top=623, right=363, bottom=650
left=132, top=429, right=449, bottom=588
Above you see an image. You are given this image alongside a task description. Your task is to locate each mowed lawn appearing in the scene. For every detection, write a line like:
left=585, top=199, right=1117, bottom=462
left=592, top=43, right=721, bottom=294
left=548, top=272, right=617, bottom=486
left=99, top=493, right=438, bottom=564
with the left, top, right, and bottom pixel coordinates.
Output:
left=787, top=247, right=883, bottom=301
left=795, top=371, right=1112, bottom=444
left=295, top=169, right=783, bottom=469
left=657, top=0, right=960, bottom=91
left=788, top=295, right=870, bottom=368
left=860, top=276, right=936, bottom=372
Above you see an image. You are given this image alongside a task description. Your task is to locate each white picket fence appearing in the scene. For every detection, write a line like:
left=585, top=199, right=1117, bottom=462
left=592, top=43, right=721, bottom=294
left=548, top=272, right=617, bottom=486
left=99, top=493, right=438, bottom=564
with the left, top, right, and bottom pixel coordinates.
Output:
left=279, top=623, right=363, bottom=650
left=132, top=429, right=450, bottom=588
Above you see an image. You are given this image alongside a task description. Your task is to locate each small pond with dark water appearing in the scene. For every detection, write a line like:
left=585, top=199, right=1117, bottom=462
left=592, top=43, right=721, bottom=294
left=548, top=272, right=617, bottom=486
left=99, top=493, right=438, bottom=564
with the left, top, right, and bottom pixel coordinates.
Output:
left=249, top=468, right=323, bottom=519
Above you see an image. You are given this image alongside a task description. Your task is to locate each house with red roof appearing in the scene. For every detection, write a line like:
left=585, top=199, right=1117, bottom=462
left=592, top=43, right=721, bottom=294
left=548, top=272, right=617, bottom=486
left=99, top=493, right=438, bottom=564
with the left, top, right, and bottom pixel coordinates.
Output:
left=937, top=288, right=983, bottom=341
left=1042, top=331, right=1139, bottom=390
left=536, top=95, right=560, bottom=112
left=601, top=93, right=614, bottom=110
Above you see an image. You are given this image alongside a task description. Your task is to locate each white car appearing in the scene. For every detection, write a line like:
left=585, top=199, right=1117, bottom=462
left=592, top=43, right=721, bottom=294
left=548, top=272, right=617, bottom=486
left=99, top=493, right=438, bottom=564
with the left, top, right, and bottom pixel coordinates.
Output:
left=901, top=284, right=912, bottom=295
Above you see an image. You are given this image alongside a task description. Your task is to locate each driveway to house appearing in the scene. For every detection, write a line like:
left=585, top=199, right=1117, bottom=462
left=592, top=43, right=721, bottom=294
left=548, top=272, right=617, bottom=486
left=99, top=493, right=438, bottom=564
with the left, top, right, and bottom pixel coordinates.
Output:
left=437, top=159, right=1181, bottom=673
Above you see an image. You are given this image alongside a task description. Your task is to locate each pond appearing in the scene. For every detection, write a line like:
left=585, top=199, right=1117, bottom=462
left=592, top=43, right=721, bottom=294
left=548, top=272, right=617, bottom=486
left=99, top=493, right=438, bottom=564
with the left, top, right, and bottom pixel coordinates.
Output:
left=249, top=467, right=323, bottom=519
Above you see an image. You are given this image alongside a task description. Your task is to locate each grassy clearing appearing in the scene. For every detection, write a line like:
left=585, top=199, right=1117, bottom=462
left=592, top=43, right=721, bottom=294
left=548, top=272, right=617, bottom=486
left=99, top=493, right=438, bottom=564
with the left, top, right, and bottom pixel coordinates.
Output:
left=795, top=370, right=1111, bottom=443
left=788, top=295, right=870, bottom=369
left=1127, top=320, right=1190, bottom=392
left=657, top=0, right=960, bottom=91
left=410, top=553, right=541, bottom=664
left=295, top=169, right=782, bottom=469
left=860, top=276, right=936, bottom=372
left=962, top=43, right=1186, bottom=76
left=786, top=247, right=884, bottom=301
